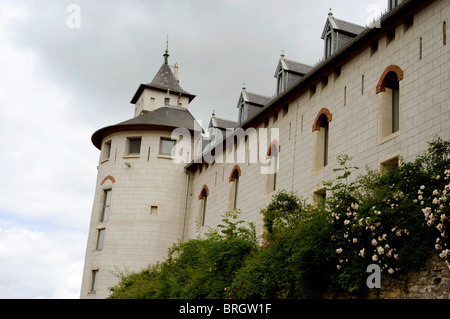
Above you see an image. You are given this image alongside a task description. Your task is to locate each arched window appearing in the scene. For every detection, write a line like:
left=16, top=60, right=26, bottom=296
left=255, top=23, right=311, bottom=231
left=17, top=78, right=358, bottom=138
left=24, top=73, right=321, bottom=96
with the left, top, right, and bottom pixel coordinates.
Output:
left=312, top=108, right=332, bottom=170
left=377, top=65, right=403, bottom=141
left=198, top=185, right=209, bottom=227
left=229, top=165, right=241, bottom=210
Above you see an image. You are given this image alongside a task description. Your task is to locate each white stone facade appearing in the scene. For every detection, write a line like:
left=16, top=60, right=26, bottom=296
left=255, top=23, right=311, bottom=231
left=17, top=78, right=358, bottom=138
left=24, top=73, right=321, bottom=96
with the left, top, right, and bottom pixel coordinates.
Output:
left=80, top=130, right=194, bottom=298
left=81, top=0, right=450, bottom=298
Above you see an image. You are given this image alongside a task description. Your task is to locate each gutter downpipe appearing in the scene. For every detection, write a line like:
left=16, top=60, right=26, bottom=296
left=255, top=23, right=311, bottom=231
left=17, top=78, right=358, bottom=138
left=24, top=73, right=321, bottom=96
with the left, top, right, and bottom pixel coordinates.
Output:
left=181, top=169, right=190, bottom=243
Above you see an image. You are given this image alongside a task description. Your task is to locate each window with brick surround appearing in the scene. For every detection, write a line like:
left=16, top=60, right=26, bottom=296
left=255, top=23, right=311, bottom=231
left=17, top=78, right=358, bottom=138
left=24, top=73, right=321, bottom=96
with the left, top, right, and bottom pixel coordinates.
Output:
left=312, top=108, right=332, bottom=171
left=376, top=65, right=403, bottom=143
left=229, top=166, right=241, bottom=210
left=198, top=185, right=209, bottom=227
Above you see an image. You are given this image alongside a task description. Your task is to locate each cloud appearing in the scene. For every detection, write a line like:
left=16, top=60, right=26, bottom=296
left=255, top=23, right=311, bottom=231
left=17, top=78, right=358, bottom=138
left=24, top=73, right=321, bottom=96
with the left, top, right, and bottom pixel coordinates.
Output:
left=0, top=225, right=85, bottom=299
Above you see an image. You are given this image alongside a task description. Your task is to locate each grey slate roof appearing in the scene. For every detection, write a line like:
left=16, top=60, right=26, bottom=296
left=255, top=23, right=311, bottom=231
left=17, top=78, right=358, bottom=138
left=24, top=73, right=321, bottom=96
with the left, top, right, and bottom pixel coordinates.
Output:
left=283, top=59, right=314, bottom=75
left=91, top=105, right=202, bottom=149
left=130, top=63, right=196, bottom=104
left=334, top=18, right=366, bottom=35
left=245, top=91, right=272, bottom=106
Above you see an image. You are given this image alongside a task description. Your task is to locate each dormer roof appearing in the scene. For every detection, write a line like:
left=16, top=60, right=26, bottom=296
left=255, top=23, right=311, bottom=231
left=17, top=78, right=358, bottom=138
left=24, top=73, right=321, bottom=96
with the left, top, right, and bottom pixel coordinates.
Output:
left=321, top=13, right=366, bottom=39
left=239, top=89, right=272, bottom=107
left=208, top=115, right=237, bottom=130
left=274, top=57, right=313, bottom=77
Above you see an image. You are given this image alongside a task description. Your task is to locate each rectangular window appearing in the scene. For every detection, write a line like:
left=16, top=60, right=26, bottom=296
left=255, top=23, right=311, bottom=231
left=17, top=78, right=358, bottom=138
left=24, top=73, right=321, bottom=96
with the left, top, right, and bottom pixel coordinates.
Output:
left=102, top=140, right=111, bottom=161
left=101, top=190, right=111, bottom=222
left=380, top=156, right=399, bottom=174
left=90, top=270, right=98, bottom=294
left=344, top=86, right=347, bottom=106
left=201, top=196, right=207, bottom=227
left=233, top=177, right=239, bottom=210
left=323, top=123, right=329, bottom=167
left=419, top=37, right=423, bottom=60
left=277, top=72, right=283, bottom=95
left=392, top=86, right=400, bottom=133
left=150, top=206, right=158, bottom=216
left=96, top=229, right=105, bottom=251
left=160, top=138, right=176, bottom=156
left=128, top=137, right=141, bottom=155
left=361, top=75, right=365, bottom=95
left=326, top=35, right=332, bottom=58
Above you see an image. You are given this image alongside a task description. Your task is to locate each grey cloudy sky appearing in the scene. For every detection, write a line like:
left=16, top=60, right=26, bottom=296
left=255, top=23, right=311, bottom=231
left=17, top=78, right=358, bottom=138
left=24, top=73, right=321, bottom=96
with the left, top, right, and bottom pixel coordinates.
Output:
left=0, top=0, right=386, bottom=298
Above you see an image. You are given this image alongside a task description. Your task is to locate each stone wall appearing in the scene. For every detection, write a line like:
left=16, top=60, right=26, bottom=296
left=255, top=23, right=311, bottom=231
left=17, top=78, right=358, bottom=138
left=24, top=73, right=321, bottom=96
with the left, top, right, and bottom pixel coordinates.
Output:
left=324, top=253, right=450, bottom=299
left=380, top=253, right=450, bottom=299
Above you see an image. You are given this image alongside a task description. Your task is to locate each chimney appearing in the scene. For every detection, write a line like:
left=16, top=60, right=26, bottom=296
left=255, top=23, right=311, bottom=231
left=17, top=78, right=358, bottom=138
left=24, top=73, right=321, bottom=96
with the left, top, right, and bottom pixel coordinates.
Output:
left=174, top=63, right=179, bottom=83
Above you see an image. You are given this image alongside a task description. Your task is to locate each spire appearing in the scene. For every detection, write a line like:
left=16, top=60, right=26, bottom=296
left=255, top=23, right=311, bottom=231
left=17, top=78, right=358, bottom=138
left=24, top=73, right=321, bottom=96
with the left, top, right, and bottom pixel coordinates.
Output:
left=163, top=35, right=169, bottom=64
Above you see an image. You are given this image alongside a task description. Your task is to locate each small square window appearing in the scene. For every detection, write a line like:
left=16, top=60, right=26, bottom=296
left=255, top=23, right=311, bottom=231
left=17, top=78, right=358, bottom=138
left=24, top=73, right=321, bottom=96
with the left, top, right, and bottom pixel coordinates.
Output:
left=128, top=138, right=141, bottom=155
left=160, top=139, right=176, bottom=156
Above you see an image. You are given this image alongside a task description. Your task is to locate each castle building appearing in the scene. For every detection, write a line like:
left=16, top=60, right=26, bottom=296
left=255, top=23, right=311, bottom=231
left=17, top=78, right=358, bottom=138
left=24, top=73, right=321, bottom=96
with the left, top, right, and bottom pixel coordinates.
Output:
left=81, top=0, right=450, bottom=298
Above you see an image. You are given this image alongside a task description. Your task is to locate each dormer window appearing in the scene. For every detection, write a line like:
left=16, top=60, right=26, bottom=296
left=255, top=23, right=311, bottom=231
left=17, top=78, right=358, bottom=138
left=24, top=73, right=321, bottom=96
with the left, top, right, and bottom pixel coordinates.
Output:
left=325, top=26, right=333, bottom=59
left=238, top=100, right=246, bottom=124
left=276, top=70, right=284, bottom=95
left=321, top=11, right=365, bottom=60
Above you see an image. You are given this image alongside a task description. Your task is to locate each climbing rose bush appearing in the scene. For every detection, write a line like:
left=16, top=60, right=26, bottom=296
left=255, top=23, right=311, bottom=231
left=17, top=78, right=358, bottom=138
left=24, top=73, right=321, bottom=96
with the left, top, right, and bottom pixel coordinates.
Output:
left=422, top=169, right=450, bottom=269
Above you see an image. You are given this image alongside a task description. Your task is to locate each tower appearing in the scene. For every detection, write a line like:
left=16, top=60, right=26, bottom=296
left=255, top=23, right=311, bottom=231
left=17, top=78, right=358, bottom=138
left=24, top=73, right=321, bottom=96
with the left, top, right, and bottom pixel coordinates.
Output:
left=80, top=46, right=201, bottom=299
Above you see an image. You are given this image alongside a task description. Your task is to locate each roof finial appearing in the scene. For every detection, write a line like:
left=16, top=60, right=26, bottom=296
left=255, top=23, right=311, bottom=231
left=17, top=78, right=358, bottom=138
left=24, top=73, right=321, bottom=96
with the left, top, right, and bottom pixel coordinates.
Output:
left=212, top=110, right=215, bottom=117
left=242, top=83, right=246, bottom=90
left=280, top=49, right=285, bottom=58
left=163, top=35, right=169, bottom=64
left=328, top=8, right=333, bottom=16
